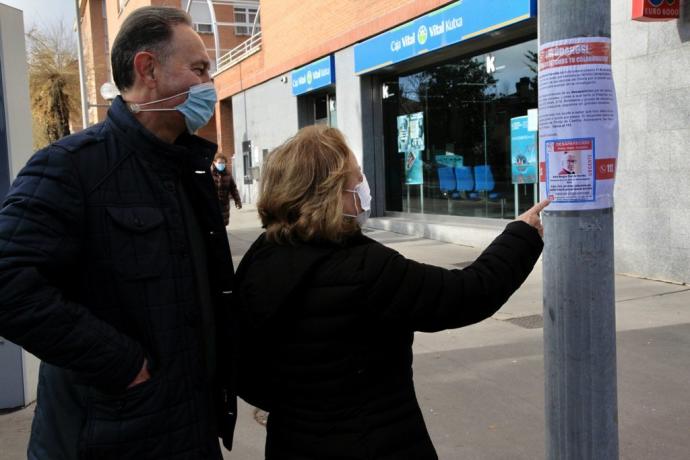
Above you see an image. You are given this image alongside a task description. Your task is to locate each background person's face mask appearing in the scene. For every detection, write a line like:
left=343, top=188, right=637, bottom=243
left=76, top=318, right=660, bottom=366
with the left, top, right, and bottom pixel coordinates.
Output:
left=344, top=174, right=372, bottom=225
left=128, top=82, right=217, bottom=133
left=215, top=162, right=226, bottom=172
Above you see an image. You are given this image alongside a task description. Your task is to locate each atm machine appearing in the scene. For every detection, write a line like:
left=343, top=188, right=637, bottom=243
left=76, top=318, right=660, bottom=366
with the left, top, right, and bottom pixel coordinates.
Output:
left=0, top=3, right=39, bottom=410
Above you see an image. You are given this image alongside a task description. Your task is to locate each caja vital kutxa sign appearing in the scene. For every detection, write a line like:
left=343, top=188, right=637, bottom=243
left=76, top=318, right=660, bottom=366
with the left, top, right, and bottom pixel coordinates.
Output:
left=353, top=0, right=536, bottom=74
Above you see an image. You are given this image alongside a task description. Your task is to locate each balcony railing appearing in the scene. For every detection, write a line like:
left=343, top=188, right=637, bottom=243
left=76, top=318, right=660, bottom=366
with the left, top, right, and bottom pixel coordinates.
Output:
left=215, top=31, right=262, bottom=74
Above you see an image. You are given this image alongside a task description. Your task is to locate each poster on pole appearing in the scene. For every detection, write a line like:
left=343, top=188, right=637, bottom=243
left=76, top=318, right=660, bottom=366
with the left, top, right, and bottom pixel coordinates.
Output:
left=510, top=115, right=538, bottom=184
left=538, top=37, right=618, bottom=210
left=545, top=138, right=595, bottom=202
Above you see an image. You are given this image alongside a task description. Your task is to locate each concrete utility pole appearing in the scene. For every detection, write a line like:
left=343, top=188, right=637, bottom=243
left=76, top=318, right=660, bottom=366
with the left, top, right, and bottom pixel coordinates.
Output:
left=540, top=1, right=619, bottom=459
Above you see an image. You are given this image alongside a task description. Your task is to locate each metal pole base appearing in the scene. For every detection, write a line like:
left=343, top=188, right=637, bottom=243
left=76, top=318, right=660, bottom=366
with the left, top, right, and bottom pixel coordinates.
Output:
left=543, top=208, right=619, bottom=460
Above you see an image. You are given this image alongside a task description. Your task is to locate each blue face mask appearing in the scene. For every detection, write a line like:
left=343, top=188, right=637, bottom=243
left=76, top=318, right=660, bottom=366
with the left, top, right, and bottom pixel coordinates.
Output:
left=128, top=82, right=217, bottom=133
left=215, top=162, right=226, bottom=172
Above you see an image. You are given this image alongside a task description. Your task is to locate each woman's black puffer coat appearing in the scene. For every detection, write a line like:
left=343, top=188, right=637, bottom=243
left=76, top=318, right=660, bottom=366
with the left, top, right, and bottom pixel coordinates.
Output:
left=234, top=221, right=543, bottom=460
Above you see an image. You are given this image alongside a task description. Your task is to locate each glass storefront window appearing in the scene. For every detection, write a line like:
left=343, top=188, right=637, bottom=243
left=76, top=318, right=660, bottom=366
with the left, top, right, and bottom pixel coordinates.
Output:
left=298, top=92, right=337, bottom=128
left=383, top=38, right=538, bottom=219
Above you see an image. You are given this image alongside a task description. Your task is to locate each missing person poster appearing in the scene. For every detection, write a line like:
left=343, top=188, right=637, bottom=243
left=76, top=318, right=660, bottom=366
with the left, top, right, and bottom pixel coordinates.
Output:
left=405, top=150, right=423, bottom=185
left=538, top=37, right=619, bottom=210
left=545, top=138, right=595, bottom=202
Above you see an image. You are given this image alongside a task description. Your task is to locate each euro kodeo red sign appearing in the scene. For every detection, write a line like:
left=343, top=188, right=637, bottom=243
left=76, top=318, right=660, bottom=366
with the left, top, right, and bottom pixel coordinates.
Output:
left=632, top=0, right=680, bottom=21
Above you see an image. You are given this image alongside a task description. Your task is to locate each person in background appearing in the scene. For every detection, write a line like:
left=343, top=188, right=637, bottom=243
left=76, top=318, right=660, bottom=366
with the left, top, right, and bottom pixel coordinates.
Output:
left=211, top=153, right=242, bottom=226
left=233, top=125, right=549, bottom=460
left=0, top=7, right=236, bottom=459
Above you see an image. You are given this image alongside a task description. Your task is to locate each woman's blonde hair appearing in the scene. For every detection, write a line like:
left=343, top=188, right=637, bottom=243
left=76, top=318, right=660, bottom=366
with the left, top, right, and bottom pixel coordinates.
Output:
left=258, top=125, right=359, bottom=244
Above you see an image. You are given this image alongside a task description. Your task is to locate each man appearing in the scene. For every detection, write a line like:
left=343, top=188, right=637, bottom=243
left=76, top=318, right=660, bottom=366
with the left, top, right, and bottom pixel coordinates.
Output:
left=559, top=152, right=577, bottom=175
left=210, top=153, right=242, bottom=226
left=0, top=7, right=235, bottom=459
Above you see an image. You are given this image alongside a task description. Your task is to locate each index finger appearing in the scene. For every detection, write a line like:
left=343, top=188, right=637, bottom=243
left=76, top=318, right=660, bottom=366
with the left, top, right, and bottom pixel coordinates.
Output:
left=529, top=198, right=551, bottom=214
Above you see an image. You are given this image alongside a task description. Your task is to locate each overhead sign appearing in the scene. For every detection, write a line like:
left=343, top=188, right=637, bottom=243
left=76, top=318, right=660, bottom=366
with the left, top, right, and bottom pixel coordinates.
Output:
left=291, top=55, right=335, bottom=96
left=632, top=0, right=680, bottom=22
left=353, top=0, right=537, bottom=75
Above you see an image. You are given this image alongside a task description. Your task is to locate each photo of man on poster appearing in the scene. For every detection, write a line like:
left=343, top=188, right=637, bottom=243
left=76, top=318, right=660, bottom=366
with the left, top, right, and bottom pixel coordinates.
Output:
left=559, top=152, right=578, bottom=175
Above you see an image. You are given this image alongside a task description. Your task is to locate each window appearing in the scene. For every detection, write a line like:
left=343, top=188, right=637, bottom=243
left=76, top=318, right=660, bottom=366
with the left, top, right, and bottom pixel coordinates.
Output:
left=193, top=23, right=213, bottom=34
left=234, top=7, right=259, bottom=36
left=382, top=39, right=539, bottom=219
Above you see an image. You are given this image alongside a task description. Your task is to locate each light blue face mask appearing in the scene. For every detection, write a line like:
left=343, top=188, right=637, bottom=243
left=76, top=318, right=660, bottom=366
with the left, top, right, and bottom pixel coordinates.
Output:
left=128, top=82, right=217, bottom=133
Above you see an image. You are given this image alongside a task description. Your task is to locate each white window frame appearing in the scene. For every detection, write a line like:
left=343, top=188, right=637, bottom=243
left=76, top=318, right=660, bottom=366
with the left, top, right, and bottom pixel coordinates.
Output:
left=193, top=23, right=214, bottom=34
left=234, top=7, right=259, bottom=36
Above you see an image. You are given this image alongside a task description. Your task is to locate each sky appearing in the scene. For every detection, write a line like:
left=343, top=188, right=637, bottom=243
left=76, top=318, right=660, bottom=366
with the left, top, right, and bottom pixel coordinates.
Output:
left=1, top=0, right=76, bottom=33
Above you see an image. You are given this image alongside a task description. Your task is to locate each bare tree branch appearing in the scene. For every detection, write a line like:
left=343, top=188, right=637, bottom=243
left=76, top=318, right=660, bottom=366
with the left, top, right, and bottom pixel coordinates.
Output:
left=26, top=21, right=81, bottom=149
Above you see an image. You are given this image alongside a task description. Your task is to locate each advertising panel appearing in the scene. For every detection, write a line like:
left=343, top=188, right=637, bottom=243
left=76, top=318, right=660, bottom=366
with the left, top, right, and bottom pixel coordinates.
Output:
left=397, top=112, right=425, bottom=154
left=405, top=151, right=424, bottom=185
left=291, top=56, right=335, bottom=96
left=510, top=115, right=538, bottom=184
left=397, top=112, right=425, bottom=185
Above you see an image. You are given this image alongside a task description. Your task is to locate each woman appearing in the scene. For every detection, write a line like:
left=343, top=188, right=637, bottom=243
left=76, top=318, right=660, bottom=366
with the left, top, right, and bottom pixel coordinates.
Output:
left=210, top=153, right=242, bottom=226
left=233, top=126, right=548, bottom=460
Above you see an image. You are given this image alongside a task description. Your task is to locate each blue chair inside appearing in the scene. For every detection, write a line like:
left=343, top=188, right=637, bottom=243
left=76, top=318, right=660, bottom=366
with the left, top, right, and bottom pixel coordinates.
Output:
left=437, top=167, right=456, bottom=194
left=454, top=166, right=479, bottom=199
left=474, top=165, right=501, bottom=200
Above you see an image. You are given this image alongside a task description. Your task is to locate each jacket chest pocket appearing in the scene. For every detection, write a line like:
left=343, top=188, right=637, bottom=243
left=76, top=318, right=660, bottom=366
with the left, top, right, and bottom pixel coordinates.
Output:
left=106, top=206, right=168, bottom=280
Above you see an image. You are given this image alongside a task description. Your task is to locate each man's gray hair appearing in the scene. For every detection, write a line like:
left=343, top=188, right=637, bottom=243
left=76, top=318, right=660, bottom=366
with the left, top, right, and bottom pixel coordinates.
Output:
left=111, top=6, right=192, bottom=91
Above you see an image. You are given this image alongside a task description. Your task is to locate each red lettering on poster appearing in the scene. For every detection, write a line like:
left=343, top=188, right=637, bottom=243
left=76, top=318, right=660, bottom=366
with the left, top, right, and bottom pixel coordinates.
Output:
left=553, top=139, right=593, bottom=152
left=539, top=42, right=611, bottom=71
left=596, top=158, right=616, bottom=180
left=539, top=161, right=546, bottom=182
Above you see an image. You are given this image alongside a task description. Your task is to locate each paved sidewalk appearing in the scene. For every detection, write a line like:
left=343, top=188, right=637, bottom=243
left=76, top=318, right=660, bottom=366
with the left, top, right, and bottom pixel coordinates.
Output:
left=2, top=207, right=689, bottom=459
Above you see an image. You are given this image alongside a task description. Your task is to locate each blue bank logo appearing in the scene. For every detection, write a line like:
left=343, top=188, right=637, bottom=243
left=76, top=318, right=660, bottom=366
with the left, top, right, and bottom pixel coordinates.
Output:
left=417, top=25, right=428, bottom=45
left=648, top=0, right=664, bottom=6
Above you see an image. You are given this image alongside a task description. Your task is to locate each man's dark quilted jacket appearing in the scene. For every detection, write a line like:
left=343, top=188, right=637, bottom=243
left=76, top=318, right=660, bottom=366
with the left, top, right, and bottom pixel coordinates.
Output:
left=0, top=97, right=236, bottom=459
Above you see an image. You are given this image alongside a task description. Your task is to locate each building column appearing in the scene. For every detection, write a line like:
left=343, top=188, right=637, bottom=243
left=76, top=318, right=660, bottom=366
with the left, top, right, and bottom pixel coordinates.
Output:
left=335, top=47, right=385, bottom=217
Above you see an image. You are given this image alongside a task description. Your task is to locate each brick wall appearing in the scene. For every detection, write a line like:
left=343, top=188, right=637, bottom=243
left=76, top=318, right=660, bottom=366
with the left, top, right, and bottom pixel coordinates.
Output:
left=215, top=99, right=235, bottom=158
left=196, top=111, right=217, bottom=144
left=80, top=0, right=110, bottom=125
left=214, top=0, right=452, bottom=98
